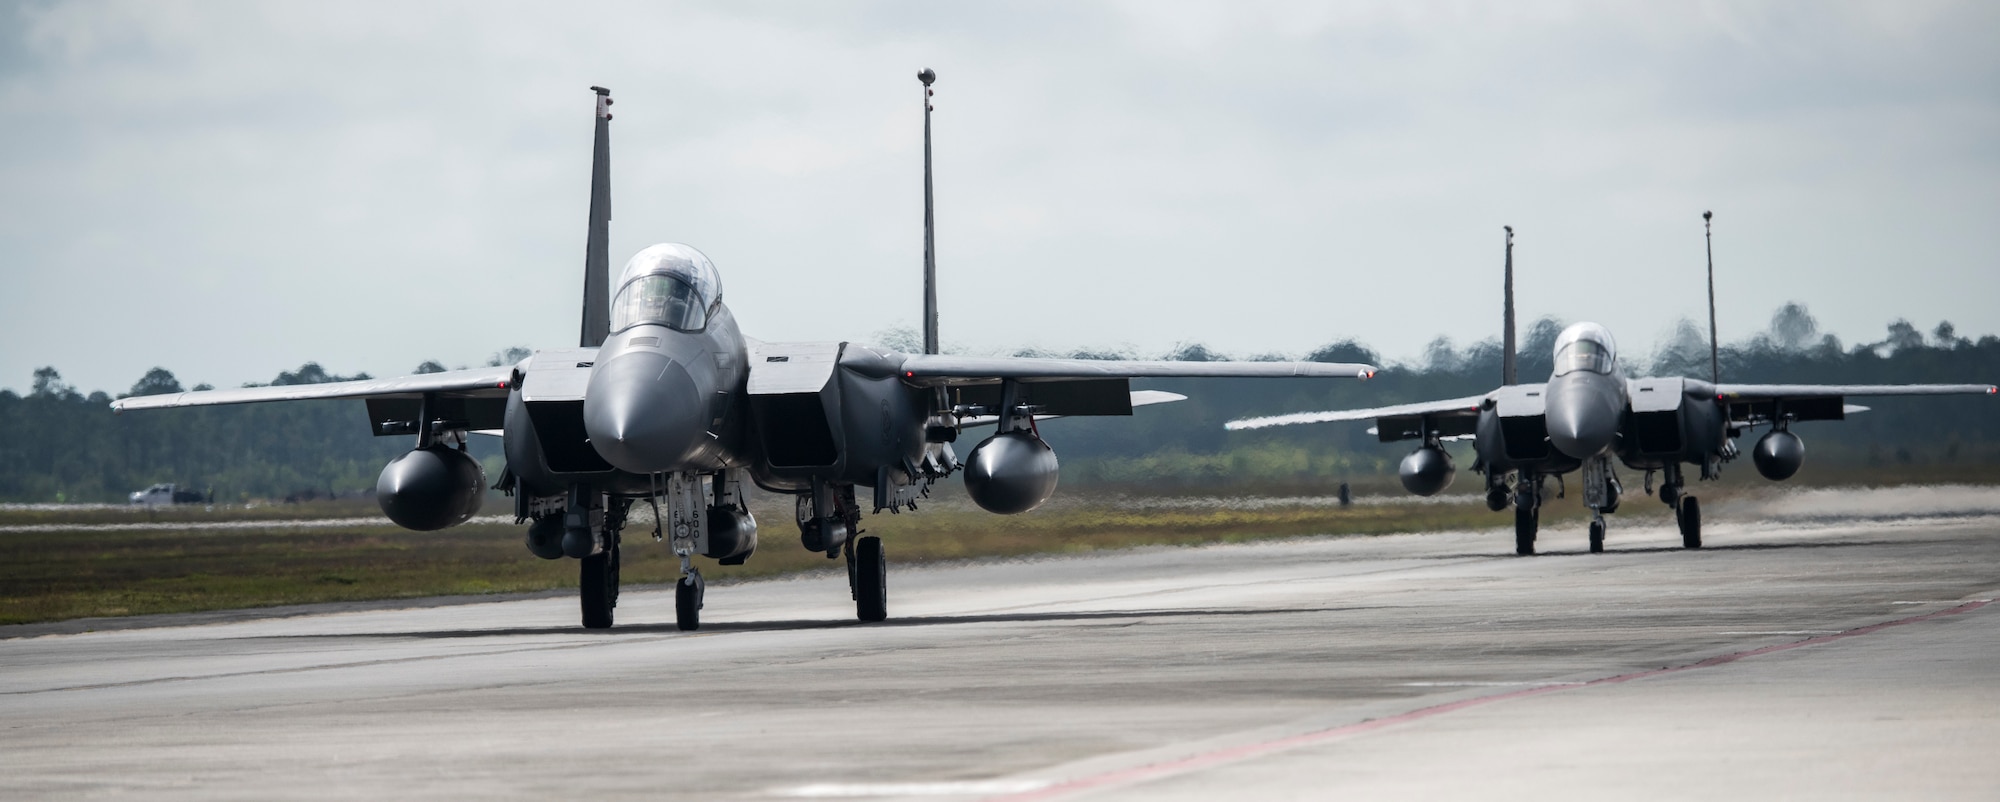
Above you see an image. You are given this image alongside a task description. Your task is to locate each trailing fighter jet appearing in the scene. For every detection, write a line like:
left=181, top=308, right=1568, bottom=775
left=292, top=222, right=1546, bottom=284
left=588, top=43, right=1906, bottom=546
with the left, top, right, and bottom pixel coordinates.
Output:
left=1226, top=225, right=1994, bottom=555
left=110, top=74, right=1375, bottom=630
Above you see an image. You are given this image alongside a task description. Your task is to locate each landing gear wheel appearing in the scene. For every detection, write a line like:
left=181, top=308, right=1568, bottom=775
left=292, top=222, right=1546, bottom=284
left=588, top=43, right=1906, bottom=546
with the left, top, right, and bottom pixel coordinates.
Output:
left=1514, top=505, right=1538, bottom=556
left=580, top=549, right=614, bottom=629
left=675, top=572, right=704, bottom=631
left=854, top=536, right=887, bottom=622
left=1588, top=519, right=1606, bottom=553
left=1679, top=497, right=1702, bottom=549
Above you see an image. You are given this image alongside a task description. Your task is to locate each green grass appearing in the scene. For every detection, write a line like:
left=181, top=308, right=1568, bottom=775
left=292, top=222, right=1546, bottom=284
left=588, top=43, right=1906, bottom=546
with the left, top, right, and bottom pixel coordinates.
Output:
left=0, top=498, right=385, bottom=527
left=2, top=491, right=1557, bottom=626
left=9, top=465, right=1994, bottom=627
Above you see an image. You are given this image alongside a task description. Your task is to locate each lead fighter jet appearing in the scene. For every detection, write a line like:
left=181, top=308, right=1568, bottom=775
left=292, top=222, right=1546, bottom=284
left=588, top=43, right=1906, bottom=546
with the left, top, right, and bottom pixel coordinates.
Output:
left=112, top=74, right=1375, bottom=630
left=1227, top=226, right=1994, bottom=555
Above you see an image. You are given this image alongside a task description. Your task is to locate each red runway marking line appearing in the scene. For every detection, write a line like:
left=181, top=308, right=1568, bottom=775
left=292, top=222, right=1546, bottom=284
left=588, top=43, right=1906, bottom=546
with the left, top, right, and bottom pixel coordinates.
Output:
left=989, top=598, right=1994, bottom=802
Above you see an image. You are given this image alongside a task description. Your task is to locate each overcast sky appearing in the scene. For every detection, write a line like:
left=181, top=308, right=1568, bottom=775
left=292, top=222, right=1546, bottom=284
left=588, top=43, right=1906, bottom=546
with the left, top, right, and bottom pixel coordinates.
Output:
left=3, top=1, right=1996, bottom=395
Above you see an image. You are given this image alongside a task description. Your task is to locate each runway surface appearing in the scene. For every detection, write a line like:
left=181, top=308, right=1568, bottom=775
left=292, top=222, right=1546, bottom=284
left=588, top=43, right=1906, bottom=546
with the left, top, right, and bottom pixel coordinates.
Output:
left=5, top=490, right=1999, bottom=800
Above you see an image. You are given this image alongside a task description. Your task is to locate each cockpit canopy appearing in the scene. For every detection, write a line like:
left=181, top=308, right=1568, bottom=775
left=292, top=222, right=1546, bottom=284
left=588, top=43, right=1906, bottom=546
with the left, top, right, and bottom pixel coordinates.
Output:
left=1552, top=322, right=1617, bottom=377
left=610, top=243, right=723, bottom=333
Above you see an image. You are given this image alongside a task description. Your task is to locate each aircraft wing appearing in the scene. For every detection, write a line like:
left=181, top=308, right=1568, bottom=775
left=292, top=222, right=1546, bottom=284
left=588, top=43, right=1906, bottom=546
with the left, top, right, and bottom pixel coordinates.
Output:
left=1714, top=383, right=1997, bottom=400
left=957, top=389, right=1186, bottom=428
left=1224, top=393, right=1493, bottom=431
left=896, top=355, right=1375, bottom=385
left=109, top=366, right=515, bottom=411
left=1711, top=382, right=1996, bottom=423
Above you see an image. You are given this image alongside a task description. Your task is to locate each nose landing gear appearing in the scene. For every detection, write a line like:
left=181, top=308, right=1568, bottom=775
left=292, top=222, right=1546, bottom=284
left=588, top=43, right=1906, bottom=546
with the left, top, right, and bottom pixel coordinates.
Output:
left=1582, top=456, right=1618, bottom=554
left=675, top=569, right=704, bottom=631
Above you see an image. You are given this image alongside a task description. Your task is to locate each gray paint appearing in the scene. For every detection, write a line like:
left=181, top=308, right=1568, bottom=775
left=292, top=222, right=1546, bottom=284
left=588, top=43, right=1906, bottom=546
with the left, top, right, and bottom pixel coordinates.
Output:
left=1230, top=320, right=1995, bottom=549
left=580, top=87, right=613, bottom=349
left=106, top=86, right=1378, bottom=627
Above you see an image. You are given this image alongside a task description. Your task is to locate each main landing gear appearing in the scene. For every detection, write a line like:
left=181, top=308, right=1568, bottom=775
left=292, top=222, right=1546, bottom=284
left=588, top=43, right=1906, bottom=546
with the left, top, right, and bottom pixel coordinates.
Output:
left=512, top=483, right=624, bottom=629
left=1677, top=496, right=1702, bottom=549
left=1512, top=474, right=1540, bottom=556
left=1515, top=504, right=1538, bottom=555
left=571, top=493, right=627, bottom=630
left=804, top=481, right=888, bottom=624
left=580, top=536, right=620, bottom=629
left=848, top=536, right=887, bottom=622
left=1657, top=464, right=1701, bottom=550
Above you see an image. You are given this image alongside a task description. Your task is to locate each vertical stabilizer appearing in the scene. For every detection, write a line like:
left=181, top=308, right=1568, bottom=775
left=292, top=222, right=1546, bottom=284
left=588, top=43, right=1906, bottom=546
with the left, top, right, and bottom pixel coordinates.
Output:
left=1703, top=211, right=1718, bottom=383
left=580, top=87, right=614, bottom=348
left=1502, top=225, right=1517, bottom=386
left=919, top=69, right=940, bottom=356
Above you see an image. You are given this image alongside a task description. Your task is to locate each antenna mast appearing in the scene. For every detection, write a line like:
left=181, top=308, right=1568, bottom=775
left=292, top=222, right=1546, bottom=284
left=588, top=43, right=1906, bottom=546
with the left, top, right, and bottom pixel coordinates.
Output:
left=1502, top=225, right=1517, bottom=386
left=1704, top=210, right=1717, bottom=383
left=919, top=68, right=940, bottom=356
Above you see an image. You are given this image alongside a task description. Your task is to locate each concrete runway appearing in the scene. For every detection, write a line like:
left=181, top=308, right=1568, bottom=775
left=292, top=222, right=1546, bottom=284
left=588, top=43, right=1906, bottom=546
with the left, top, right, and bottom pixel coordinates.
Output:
left=5, top=490, right=1999, bottom=800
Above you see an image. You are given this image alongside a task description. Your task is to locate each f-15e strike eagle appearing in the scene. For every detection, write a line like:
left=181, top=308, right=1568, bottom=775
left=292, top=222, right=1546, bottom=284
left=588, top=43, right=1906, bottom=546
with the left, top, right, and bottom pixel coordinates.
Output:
left=111, top=72, right=1375, bottom=630
left=1228, top=225, right=1995, bottom=556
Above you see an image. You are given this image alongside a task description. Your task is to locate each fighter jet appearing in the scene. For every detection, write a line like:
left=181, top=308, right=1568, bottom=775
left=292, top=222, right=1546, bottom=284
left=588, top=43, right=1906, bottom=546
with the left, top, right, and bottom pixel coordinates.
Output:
left=1226, top=225, right=1994, bottom=555
left=110, top=74, right=1376, bottom=630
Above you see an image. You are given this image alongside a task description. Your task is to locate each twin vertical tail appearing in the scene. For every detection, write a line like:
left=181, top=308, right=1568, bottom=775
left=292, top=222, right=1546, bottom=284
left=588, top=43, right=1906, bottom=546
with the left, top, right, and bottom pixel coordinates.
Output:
left=1502, top=226, right=1517, bottom=386
left=580, top=87, right=614, bottom=349
left=919, top=69, right=940, bottom=356
left=1704, top=211, right=1718, bottom=383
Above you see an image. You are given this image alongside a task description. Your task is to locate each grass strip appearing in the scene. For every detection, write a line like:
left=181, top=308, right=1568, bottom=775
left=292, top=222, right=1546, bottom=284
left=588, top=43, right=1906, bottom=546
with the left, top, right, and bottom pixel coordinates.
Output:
left=5, top=495, right=1579, bottom=627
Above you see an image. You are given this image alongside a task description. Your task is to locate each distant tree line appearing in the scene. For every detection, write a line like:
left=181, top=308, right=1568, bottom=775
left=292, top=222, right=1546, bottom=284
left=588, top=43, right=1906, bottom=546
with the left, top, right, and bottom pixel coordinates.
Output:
left=2, top=306, right=1995, bottom=502
left=0, top=351, right=524, bottom=503
left=1052, top=304, right=2000, bottom=485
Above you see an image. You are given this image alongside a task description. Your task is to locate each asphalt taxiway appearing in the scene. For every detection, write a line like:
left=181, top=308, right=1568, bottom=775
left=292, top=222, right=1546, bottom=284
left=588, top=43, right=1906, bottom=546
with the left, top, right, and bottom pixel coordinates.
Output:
left=4, top=488, right=1998, bottom=800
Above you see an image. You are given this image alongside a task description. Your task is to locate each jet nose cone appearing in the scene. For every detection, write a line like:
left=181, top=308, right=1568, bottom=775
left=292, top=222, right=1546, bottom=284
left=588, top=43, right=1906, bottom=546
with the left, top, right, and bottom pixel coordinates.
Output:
left=1545, top=382, right=1620, bottom=460
left=1548, top=413, right=1617, bottom=460
left=583, top=350, right=706, bottom=474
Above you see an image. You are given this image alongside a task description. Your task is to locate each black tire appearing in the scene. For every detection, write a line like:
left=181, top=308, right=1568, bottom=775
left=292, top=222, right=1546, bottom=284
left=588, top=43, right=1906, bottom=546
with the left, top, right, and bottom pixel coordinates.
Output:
left=1680, top=496, right=1702, bottom=549
left=1588, top=520, right=1605, bottom=553
left=675, top=574, right=702, bottom=632
left=1514, top=505, right=1537, bottom=556
left=580, top=551, right=613, bottom=630
left=855, top=536, right=887, bottom=622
